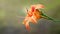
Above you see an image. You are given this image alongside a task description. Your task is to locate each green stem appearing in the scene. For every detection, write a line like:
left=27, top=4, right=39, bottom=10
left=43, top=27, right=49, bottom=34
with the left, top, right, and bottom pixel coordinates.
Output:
left=41, top=13, right=60, bottom=22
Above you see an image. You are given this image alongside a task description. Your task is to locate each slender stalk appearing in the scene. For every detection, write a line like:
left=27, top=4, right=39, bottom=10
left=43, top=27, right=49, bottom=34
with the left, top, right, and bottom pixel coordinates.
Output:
left=41, top=12, right=60, bottom=22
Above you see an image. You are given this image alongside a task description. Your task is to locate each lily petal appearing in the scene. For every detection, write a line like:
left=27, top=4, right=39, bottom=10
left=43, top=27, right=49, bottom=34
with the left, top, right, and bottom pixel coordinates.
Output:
left=25, top=21, right=30, bottom=31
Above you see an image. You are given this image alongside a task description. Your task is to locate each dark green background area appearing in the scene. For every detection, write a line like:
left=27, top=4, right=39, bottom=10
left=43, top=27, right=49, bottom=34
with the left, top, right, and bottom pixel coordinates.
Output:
left=0, top=0, right=60, bottom=34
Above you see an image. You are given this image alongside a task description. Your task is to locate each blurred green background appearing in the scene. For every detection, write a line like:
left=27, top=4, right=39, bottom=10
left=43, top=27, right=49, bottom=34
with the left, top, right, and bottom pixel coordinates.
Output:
left=0, top=0, right=60, bottom=34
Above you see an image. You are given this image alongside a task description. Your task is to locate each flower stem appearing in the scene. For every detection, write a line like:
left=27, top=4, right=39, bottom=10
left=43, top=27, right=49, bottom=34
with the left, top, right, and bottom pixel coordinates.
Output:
left=41, top=13, right=60, bottom=22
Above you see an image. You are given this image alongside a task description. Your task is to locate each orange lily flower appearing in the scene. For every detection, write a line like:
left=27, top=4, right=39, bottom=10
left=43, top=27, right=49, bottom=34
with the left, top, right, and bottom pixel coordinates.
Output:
left=23, top=4, right=44, bottom=31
